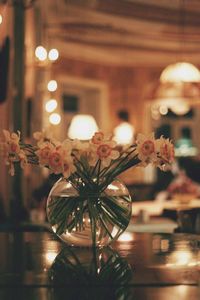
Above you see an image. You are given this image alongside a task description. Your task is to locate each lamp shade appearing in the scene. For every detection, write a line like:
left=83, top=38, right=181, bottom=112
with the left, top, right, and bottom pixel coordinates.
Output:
left=113, top=122, right=134, bottom=145
left=160, top=62, right=200, bottom=83
left=68, top=114, right=98, bottom=140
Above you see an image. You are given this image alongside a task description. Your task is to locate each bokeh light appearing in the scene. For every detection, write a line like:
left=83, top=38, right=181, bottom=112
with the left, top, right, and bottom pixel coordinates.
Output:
left=49, top=113, right=61, bottom=125
left=47, top=80, right=57, bottom=92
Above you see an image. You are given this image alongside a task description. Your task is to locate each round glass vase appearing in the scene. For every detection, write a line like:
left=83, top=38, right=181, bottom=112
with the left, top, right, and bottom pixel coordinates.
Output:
left=46, top=177, right=132, bottom=247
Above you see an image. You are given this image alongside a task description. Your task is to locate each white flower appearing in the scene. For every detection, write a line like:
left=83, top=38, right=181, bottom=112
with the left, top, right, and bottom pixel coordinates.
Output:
left=3, top=129, right=21, bottom=154
left=2, top=129, right=174, bottom=180
left=48, top=145, right=76, bottom=178
left=90, top=141, right=120, bottom=167
left=35, top=141, right=55, bottom=166
left=33, top=130, right=59, bottom=147
left=33, top=131, right=44, bottom=141
left=1, top=130, right=27, bottom=175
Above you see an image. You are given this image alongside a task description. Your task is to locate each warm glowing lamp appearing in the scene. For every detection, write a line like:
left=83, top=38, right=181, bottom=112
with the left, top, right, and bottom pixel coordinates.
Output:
left=160, top=62, right=200, bottom=83
left=157, top=62, right=200, bottom=114
left=113, top=122, right=134, bottom=145
left=35, top=46, right=47, bottom=61
left=47, top=80, right=57, bottom=92
left=0, top=15, right=3, bottom=25
left=48, top=49, right=59, bottom=61
left=113, top=110, right=134, bottom=145
left=49, top=113, right=61, bottom=125
left=155, top=0, right=200, bottom=115
left=117, top=232, right=133, bottom=242
left=152, top=81, right=200, bottom=116
left=169, top=100, right=190, bottom=115
left=68, top=114, right=98, bottom=140
left=45, top=99, right=58, bottom=112
left=45, top=251, right=58, bottom=265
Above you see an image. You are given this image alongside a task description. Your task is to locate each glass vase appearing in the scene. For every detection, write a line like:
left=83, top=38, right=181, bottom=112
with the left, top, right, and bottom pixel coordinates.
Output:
left=46, top=177, right=132, bottom=247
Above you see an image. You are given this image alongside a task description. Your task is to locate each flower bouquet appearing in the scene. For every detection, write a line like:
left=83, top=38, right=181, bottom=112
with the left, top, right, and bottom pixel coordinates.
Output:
left=1, top=130, right=174, bottom=247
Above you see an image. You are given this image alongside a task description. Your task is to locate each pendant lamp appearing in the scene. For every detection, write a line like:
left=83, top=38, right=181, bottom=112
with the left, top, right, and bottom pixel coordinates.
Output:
left=154, top=0, right=200, bottom=115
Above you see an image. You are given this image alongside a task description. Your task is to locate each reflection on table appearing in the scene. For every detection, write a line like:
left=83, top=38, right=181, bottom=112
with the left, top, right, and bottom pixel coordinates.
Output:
left=50, top=246, right=132, bottom=299
left=0, top=230, right=199, bottom=300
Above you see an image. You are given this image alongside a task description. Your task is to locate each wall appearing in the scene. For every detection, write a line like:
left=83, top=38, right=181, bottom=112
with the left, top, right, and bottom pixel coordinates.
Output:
left=53, top=58, right=162, bottom=134
left=0, top=4, right=37, bottom=213
left=0, top=4, right=13, bottom=213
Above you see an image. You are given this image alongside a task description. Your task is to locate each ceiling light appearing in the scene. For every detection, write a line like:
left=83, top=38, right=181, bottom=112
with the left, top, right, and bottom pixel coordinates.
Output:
left=155, top=1, right=200, bottom=114
left=170, top=100, right=190, bottom=115
left=152, top=81, right=200, bottom=115
left=160, top=62, right=200, bottom=83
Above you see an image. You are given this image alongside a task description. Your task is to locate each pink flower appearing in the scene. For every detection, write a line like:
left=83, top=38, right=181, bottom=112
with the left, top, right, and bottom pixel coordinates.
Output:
left=49, top=150, right=63, bottom=174
left=3, top=130, right=20, bottom=155
left=1, top=130, right=27, bottom=175
left=2, top=129, right=174, bottom=180
left=48, top=146, right=76, bottom=178
left=97, top=144, right=111, bottom=158
left=136, top=133, right=157, bottom=165
left=36, top=142, right=54, bottom=166
left=91, top=132, right=104, bottom=144
left=87, top=132, right=120, bottom=167
left=160, top=139, right=174, bottom=163
left=155, top=137, right=174, bottom=169
left=93, top=141, right=119, bottom=167
left=140, top=140, right=155, bottom=156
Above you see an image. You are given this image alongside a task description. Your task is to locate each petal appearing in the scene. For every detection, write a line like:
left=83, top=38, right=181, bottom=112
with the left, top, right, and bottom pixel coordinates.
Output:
left=111, top=150, right=120, bottom=160
left=11, top=132, right=19, bottom=141
left=33, top=131, right=43, bottom=140
left=102, top=157, right=111, bottom=167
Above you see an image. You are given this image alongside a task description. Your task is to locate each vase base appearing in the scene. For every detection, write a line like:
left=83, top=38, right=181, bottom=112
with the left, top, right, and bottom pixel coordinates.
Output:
left=55, top=226, right=114, bottom=247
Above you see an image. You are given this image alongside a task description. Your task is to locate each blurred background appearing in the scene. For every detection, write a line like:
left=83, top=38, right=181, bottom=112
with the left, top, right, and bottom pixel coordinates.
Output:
left=0, top=0, right=200, bottom=226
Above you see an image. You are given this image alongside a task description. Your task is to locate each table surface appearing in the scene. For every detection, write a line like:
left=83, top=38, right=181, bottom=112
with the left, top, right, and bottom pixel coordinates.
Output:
left=132, top=200, right=200, bottom=216
left=0, top=229, right=199, bottom=300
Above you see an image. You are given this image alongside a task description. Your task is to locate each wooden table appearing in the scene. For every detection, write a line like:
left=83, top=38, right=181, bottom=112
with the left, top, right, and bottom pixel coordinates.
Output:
left=0, top=229, right=199, bottom=300
left=132, top=200, right=200, bottom=217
